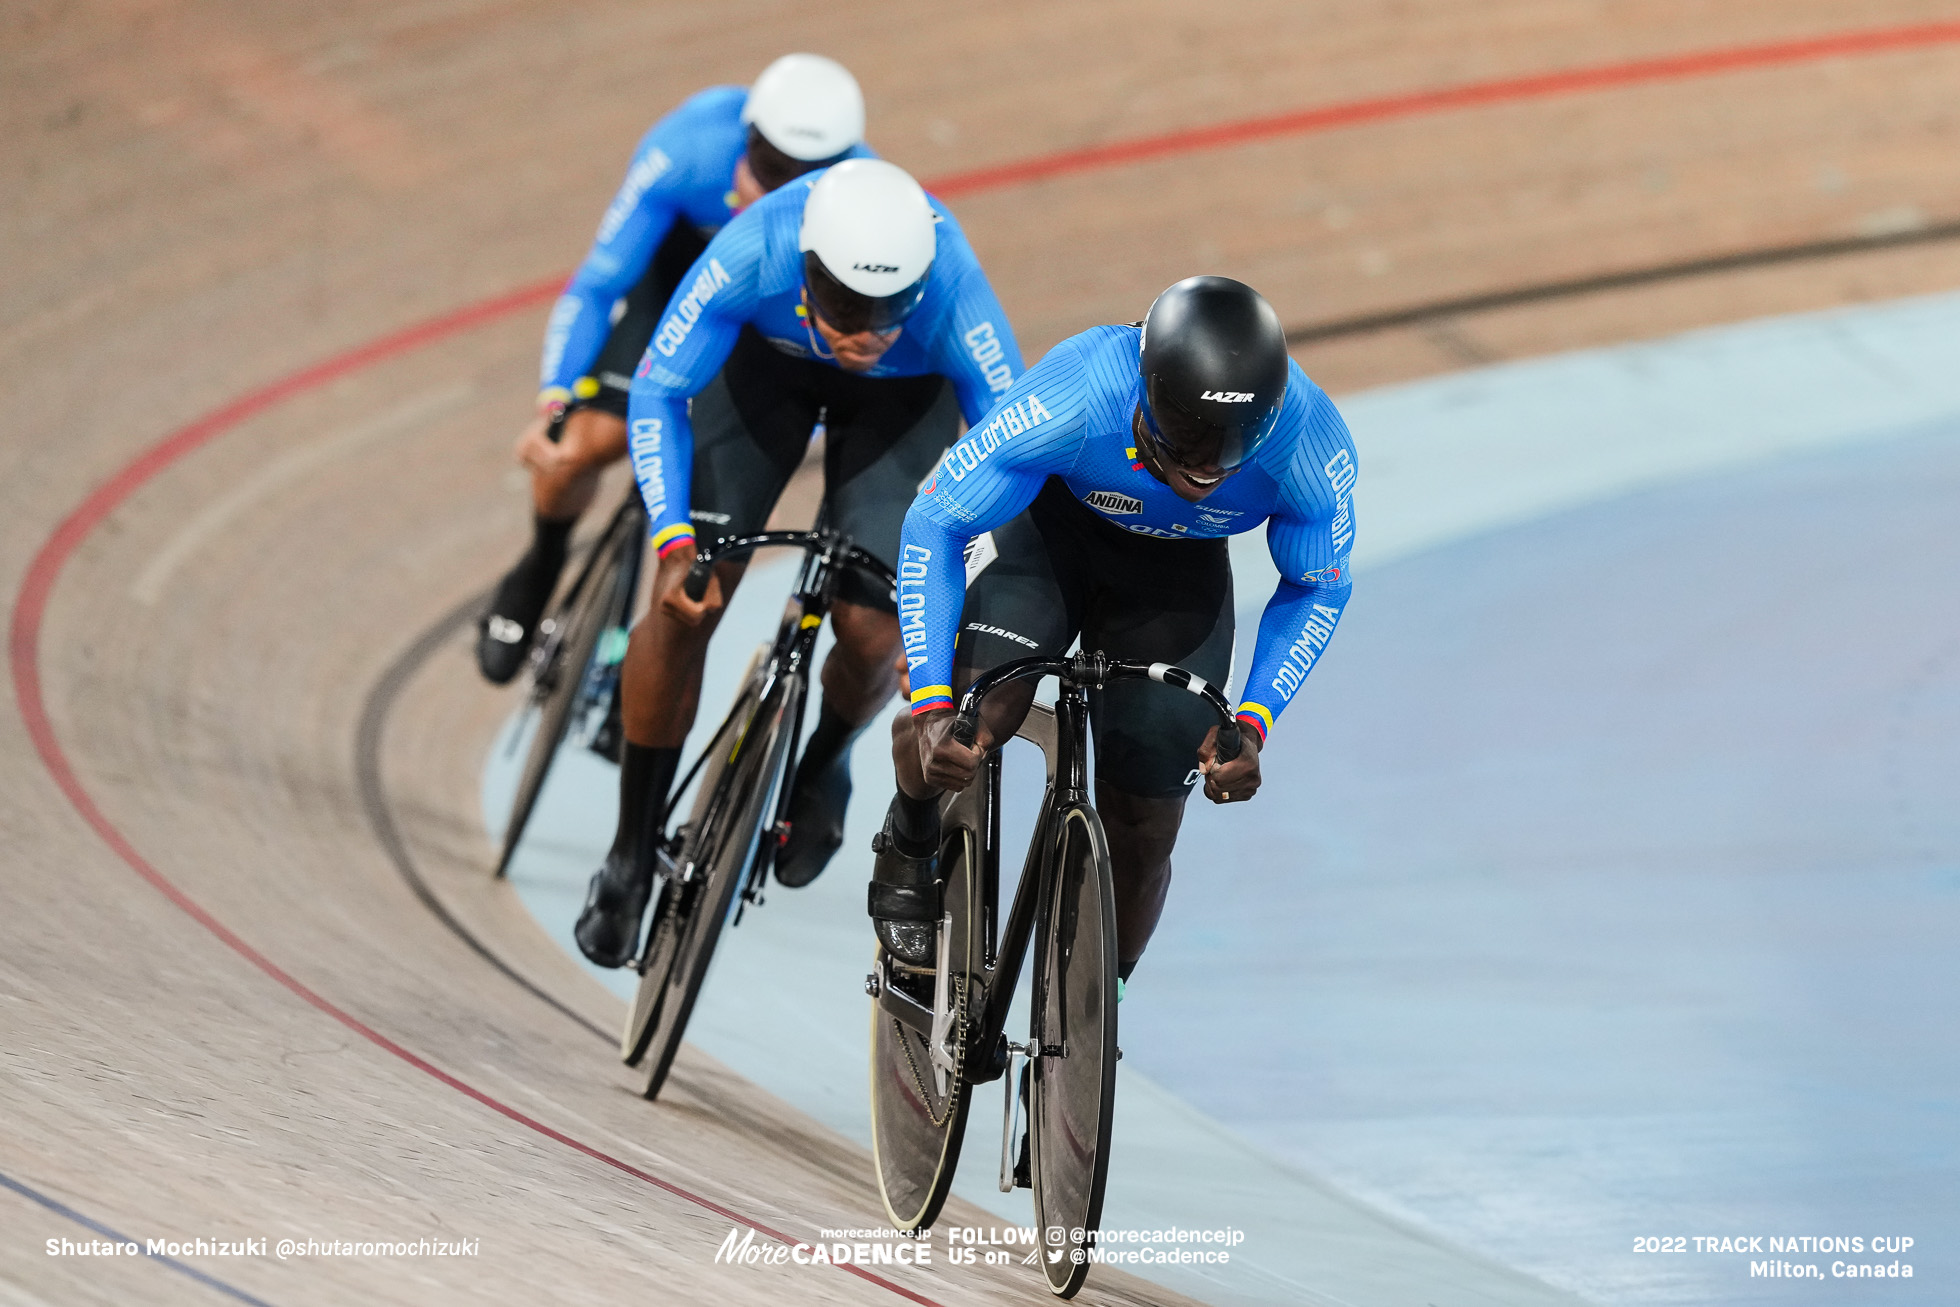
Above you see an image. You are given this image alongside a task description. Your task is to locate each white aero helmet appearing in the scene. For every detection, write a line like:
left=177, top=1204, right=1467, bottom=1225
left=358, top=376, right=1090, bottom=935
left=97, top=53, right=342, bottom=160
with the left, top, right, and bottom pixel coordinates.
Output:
left=798, top=158, right=937, bottom=333
left=744, top=54, right=864, bottom=163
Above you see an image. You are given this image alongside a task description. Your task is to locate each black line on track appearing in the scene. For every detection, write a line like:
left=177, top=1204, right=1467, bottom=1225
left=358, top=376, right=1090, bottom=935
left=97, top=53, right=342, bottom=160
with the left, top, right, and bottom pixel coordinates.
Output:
left=0, top=1168, right=278, bottom=1306
left=1285, top=217, right=1960, bottom=344
left=354, top=592, right=611, bottom=1044
left=352, top=216, right=1960, bottom=1059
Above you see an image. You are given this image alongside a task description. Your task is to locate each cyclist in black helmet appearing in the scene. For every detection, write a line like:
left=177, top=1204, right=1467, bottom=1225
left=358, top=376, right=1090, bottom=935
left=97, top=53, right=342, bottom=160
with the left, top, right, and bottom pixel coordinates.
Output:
left=869, top=276, right=1357, bottom=984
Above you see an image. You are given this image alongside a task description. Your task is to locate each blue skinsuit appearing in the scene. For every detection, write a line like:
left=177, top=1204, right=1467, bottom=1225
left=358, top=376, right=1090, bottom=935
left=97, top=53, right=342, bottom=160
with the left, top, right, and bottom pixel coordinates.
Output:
left=536, top=85, right=874, bottom=403
left=625, top=169, right=1025, bottom=555
left=897, top=324, right=1356, bottom=741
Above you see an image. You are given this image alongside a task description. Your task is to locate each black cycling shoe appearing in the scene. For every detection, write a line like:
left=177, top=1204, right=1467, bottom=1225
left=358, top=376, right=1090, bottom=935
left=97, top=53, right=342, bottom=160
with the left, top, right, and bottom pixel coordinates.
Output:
left=775, top=754, right=852, bottom=888
left=476, top=539, right=566, bottom=685
left=573, top=850, right=652, bottom=968
left=867, top=799, right=941, bottom=966
left=587, top=683, right=624, bottom=762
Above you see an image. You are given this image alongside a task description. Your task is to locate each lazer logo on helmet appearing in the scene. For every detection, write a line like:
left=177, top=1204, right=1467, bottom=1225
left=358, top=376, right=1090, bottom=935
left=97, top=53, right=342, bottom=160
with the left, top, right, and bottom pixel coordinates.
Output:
left=1201, top=390, right=1255, bottom=403
left=853, top=262, right=899, bottom=274
left=1084, top=491, right=1143, bottom=516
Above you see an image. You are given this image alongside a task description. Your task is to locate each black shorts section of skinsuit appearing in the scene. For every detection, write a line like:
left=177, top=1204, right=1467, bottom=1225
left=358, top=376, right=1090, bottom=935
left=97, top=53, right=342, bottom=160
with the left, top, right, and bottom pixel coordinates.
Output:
left=954, top=477, right=1235, bottom=797
left=583, top=220, right=712, bottom=417
left=689, top=326, right=957, bottom=612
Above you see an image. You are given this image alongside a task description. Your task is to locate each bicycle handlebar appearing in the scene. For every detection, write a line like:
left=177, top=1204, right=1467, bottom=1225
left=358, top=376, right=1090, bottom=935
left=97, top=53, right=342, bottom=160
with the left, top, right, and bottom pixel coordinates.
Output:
left=679, top=530, right=896, bottom=603
left=947, top=654, right=1241, bottom=763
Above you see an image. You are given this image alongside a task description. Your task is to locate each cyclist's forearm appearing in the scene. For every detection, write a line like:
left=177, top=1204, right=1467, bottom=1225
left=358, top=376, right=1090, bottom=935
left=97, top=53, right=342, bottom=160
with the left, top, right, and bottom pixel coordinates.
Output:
left=896, top=509, right=971, bottom=715
left=540, top=217, right=665, bottom=398
left=538, top=286, right=616, bottom=402
left=1237, top=579, right=1352, bottom=741
left=626, top=393, right=696, bottom=555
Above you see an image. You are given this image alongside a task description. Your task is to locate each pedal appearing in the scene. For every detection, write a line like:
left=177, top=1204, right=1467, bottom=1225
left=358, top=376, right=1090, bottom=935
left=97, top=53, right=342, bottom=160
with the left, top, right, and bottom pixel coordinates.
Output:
left=864, top=972, right=881, bottom=998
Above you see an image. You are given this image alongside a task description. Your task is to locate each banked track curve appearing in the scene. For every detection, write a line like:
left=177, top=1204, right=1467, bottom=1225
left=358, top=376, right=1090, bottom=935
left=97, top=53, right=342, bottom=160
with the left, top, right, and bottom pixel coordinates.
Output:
left=14, top=16, right=1960, bottom=1302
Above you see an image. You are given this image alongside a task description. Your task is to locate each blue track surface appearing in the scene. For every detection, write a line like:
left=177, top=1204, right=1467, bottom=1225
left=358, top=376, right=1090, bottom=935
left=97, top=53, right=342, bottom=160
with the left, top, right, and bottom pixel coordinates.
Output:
left=1160, top=419, right=1960, bottom=1304
left=491, top=290, right=1960, bottom=1305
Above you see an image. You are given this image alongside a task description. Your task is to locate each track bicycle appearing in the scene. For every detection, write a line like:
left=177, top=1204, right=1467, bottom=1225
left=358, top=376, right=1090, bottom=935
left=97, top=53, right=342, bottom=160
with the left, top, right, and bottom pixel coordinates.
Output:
left=621, top=523, right=897, bottom=1101
left=865, top=651, right=1241, bottom=1298
left=493, top=479, right=645, bottom=877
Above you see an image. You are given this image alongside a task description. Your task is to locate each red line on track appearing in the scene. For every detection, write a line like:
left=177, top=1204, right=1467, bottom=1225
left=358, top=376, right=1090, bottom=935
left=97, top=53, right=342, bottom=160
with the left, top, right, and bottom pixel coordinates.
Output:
left=12, top=17, right=1960, bottom=1302
left=7, top=288, right=940, bottom=1307
left=925, top=18, right=1960, bottom=196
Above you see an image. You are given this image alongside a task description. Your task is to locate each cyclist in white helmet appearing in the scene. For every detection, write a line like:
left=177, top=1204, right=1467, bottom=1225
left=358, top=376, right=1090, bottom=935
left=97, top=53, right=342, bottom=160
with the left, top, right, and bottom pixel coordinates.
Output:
left=479, top=54, right=872, bottom=684
left=573, top=158, right=1027, bottom=967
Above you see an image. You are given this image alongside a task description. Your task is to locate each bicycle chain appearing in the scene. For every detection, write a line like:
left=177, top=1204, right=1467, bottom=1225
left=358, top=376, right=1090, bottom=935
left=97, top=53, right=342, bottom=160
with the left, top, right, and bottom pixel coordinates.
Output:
left=892, top=970, right=967, bottom=1129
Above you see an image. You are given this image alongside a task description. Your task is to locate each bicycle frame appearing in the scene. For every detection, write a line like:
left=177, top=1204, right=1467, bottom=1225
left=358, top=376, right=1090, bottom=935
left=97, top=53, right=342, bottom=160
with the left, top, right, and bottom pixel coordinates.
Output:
left=676, top=527, right=897, bottom=922
left=873, top=653, right=1241, bottom=1084
left=528, top=492, right=646, bottom=690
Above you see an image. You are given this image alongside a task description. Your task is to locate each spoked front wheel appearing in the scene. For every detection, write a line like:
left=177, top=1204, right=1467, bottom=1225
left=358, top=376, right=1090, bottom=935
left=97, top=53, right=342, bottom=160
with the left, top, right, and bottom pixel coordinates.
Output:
left=619, top=681, right=754, bottom=1066
left=495, top=507, right=641, bottom=876
left=1029, top=803, right=1119, bottom=1298
left=867, top=803, right=988, bottom=1232
left=637, top=678, right=799, bottom=1101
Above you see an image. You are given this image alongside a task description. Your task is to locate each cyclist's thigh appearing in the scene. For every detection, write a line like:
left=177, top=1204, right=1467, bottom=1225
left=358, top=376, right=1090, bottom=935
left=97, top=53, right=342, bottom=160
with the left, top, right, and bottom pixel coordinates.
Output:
left=586, top=220, right=708, bottom=416
left=823, top=374, right=960, bottom=613
left=689, top=327, right=823, bottom=542
left=946, top=480, right=1090, bottom=742
left=1083, top=530, right=1235, bottom=798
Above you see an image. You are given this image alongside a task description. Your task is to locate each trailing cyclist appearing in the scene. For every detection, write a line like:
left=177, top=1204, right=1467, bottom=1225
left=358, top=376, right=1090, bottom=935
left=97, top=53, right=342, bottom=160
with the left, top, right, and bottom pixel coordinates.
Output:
left=478, top=53, right=872, bottom=684
left=574, top=158, right=1026, bottom=967
left=871, top=276, right=1356, bottom=980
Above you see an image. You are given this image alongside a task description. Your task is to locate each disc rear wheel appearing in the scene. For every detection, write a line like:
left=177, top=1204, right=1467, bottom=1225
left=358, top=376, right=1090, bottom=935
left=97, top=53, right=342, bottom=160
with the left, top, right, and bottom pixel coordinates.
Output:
left=868, top=814, right=987, bottom=1232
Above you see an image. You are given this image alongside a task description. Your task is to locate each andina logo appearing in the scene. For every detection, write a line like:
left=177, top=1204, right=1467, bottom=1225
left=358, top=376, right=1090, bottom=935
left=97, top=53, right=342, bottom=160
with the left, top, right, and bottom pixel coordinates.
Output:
left=1084, top=491, right=1143, bottom=516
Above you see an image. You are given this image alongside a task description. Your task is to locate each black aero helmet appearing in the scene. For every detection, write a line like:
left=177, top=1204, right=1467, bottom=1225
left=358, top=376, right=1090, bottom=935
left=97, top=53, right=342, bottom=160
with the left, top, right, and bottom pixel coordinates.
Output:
left=1137, top=276, right=1289, bottom=471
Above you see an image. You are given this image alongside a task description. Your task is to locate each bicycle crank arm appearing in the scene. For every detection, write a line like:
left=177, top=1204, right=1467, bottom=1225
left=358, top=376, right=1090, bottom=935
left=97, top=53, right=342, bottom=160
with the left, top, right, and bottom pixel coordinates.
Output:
left=999, top=1042, right=1026, bottom=1193
left=870, top=956, right=935, bottom=1038
left=928, top=912, right=957, bottom=1097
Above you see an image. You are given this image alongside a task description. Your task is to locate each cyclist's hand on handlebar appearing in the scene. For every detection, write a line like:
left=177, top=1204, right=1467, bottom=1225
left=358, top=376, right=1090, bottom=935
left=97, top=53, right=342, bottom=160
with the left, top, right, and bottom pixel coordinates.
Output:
left=513, top=413, right=564, bottom=475
left=915, top=708, right=984, bottom=793
left=657, top=542, right=722, bottom=627
left=1198, top=723, right=1262, bottom=804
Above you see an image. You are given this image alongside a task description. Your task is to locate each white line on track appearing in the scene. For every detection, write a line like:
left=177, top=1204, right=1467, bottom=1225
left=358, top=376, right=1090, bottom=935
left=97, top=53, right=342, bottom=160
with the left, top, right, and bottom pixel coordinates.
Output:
left=0, top=1274, right=62, bottom=1307
left=130, top=382, right=474, bottom=605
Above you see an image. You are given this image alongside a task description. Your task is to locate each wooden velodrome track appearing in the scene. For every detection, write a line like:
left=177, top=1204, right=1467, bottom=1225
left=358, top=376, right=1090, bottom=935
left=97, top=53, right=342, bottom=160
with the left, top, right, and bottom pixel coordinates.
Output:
left=6, top=2, right=1960, bottom=1302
